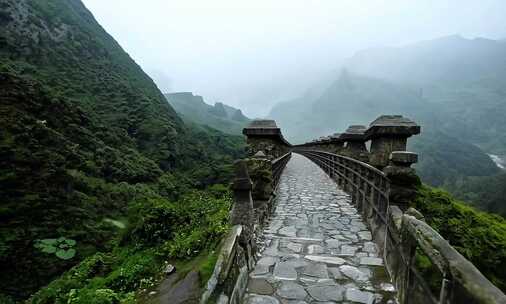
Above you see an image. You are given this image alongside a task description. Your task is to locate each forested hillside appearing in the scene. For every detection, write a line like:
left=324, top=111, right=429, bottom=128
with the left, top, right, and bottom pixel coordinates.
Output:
left=269, top=71, right=499, bottom=186
left=0, top=0, right=244, bottom=301
left=165, top=92, right=250, bottom=135
left=345, top=35, right=506, bottom=156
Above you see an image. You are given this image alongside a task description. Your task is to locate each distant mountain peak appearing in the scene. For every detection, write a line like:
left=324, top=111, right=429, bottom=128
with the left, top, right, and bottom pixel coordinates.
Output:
left=164, top=92, right=250, bottom=134
left=345, top=35, right=506, bottom=86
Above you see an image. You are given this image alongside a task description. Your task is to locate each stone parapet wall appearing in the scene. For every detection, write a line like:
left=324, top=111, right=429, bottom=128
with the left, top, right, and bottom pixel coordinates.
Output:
left=211, top=116, right=506, bottom=303
left=297, top=149, right=506, bottom=304
left=295, top=115, right=420, bottom=169
left=200, top=225, right=248, bottom=304
left=385, top=207, right=506, bottom=304
left=201, top=153, right=291, bottom=304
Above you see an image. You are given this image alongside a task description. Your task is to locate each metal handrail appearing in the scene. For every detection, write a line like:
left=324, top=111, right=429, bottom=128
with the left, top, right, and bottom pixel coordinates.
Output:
left=271, top=152, right=291, bottom=189
left=295, top=149, right=506, bottom=304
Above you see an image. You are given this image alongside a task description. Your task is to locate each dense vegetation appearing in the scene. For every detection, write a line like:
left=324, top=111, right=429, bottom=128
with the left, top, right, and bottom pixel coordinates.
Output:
left=25, top=186, right=232, bottom=304
left=445, top=173, right=506, bottom=217
left=165, top=92, right=250, bottom=136
left=0, top=0, right=245, bottom=301
left=410, top=130, right=500, bottom=186
left=412, top=185, right=506, bottom=291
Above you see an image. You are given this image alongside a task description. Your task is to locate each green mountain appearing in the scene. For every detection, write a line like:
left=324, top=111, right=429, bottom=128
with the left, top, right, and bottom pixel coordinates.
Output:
left=270, top=70, right=427, bottom=142
left=445, top=173, right=506, bottom=217
left=346, top=35, right=506, bottom=88
left=0, top=0, right=244, bottom=301
left=345, top=35, right=506, bottom=156
left=165, top=92, right=250, bottom=135
left=269, top=71, right=500, bottom=192
left=270, top=36, right=506, bottom=216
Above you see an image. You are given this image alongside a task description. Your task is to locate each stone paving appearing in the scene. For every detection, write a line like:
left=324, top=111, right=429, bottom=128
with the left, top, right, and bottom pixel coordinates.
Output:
left=243, top=154, right=397, bottom=304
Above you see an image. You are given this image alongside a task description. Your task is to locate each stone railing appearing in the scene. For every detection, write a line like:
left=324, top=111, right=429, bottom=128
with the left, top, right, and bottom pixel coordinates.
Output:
left=297, top=115, right=421, bottom=170
left=201, top=152, right=291, bottom=304
left=388, top=207, right=506, bottom=304
left=294, top=114, right=506, bottom=304
left=203, top=115, right=506, bottom=304
left=296, top=150, right=390, bottom=248
left=271, top=152, right=291, bottom=189
left=296, top=149, right=506, bottom=304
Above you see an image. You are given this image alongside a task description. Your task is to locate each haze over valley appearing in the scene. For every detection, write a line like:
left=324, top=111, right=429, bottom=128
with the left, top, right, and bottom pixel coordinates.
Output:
left=80, top=0, right=506, bottom=216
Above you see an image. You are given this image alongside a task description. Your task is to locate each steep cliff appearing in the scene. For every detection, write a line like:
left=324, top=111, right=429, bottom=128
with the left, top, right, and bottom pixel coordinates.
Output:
left=0, top=0, right=244, bottom=300
left=165, top=92, right=251, bottom=135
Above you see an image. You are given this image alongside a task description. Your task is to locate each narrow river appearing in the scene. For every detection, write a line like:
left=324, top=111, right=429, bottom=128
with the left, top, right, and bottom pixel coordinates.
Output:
left=488, top=154, right=506, bottom=170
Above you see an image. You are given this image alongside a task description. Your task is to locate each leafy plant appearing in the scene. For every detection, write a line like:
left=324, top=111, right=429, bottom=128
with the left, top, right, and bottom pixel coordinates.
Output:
left=34, top=237, right=77, bottom=260
left=29, top=188, right=231, bottom=303
left=412, top=185, right=506, bottom=291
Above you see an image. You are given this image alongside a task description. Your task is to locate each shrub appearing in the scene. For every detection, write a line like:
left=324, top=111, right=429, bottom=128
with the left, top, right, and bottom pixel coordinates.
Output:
left=412, top=185, right=506, bottom=291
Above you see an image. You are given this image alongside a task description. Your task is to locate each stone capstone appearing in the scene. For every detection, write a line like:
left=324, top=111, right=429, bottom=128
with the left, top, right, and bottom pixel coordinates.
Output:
left=390, top=151, right=418, bottom=165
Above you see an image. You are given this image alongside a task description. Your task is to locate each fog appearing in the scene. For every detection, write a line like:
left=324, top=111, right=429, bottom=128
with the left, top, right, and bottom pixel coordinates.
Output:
left=82, top=0, right=506, bottom=117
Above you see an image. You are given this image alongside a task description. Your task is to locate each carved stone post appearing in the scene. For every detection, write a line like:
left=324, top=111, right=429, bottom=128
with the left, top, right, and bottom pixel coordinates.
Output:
left=383, top=151, right=421, bottom=211
left=230, top=160, right=255, bottom=267
left=329, top=133, right=344, bottom=154
left=366, top=115, right=421, bottom=169
left=243, top=119, right=291, bottom=159
left=340, top=125, right=369, bottom=162
left=398, top=214, right=418, bottom=304
left=246, top=152, right=274, bottom=224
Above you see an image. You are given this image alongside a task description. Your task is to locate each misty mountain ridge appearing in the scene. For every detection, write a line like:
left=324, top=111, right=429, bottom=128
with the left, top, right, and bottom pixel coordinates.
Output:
left=345, top=34, right=506, bottom=155
left=268, top=35, right=506, bottom=216
left=269, top=70, right=427, bottom=143
left=165, top=92, right=250, bottom=135
left=269, top=68, right=500, bottom=184
left=346, top=34, right=506, bottom=88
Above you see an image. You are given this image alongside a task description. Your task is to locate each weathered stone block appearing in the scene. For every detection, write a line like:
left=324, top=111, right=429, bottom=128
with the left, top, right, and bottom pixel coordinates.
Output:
left=246, top=158, right=273, bottom=201
left=383, top=166, right=421, bottom=187
left=243, top=120, right=291, bottom=159
left=366, top=115, right=420, bottom=168
left=390, top=151, right=418, bottom=166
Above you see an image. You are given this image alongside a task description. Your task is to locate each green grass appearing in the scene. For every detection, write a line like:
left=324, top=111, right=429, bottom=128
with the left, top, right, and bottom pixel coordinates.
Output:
left=26, top=189, right=231, bottom=304
left=412, top=185, right=506, bottom=291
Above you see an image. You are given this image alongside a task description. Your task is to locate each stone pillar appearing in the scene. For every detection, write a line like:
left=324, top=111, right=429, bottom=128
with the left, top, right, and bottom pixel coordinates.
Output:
left=340, top=125, right=369, bottom=162
left=230, top=160, right=256, bottom=269
left=243, top=119, right=291, bottom=159
left=366, top=115, right=421, bottom=169
left=382, top=151, right=421, bottom=211
left=329, top=133, right=345, bottom=154
left=246, top=151, right=274, bottom=224
left=231, top=160, right=255, bottom=239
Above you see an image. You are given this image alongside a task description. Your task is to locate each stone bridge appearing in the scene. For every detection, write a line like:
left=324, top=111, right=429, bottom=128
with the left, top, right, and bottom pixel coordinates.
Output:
left=200, top=117, right=506, bottom=304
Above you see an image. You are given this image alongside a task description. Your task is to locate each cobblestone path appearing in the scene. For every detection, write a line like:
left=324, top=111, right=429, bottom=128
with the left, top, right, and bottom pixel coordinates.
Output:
left=243, top=154, right=397, bottom=304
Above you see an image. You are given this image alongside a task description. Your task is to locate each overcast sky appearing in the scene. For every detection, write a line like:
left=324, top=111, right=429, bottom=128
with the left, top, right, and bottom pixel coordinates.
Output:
left=82, top=0, right=506, bottom=117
